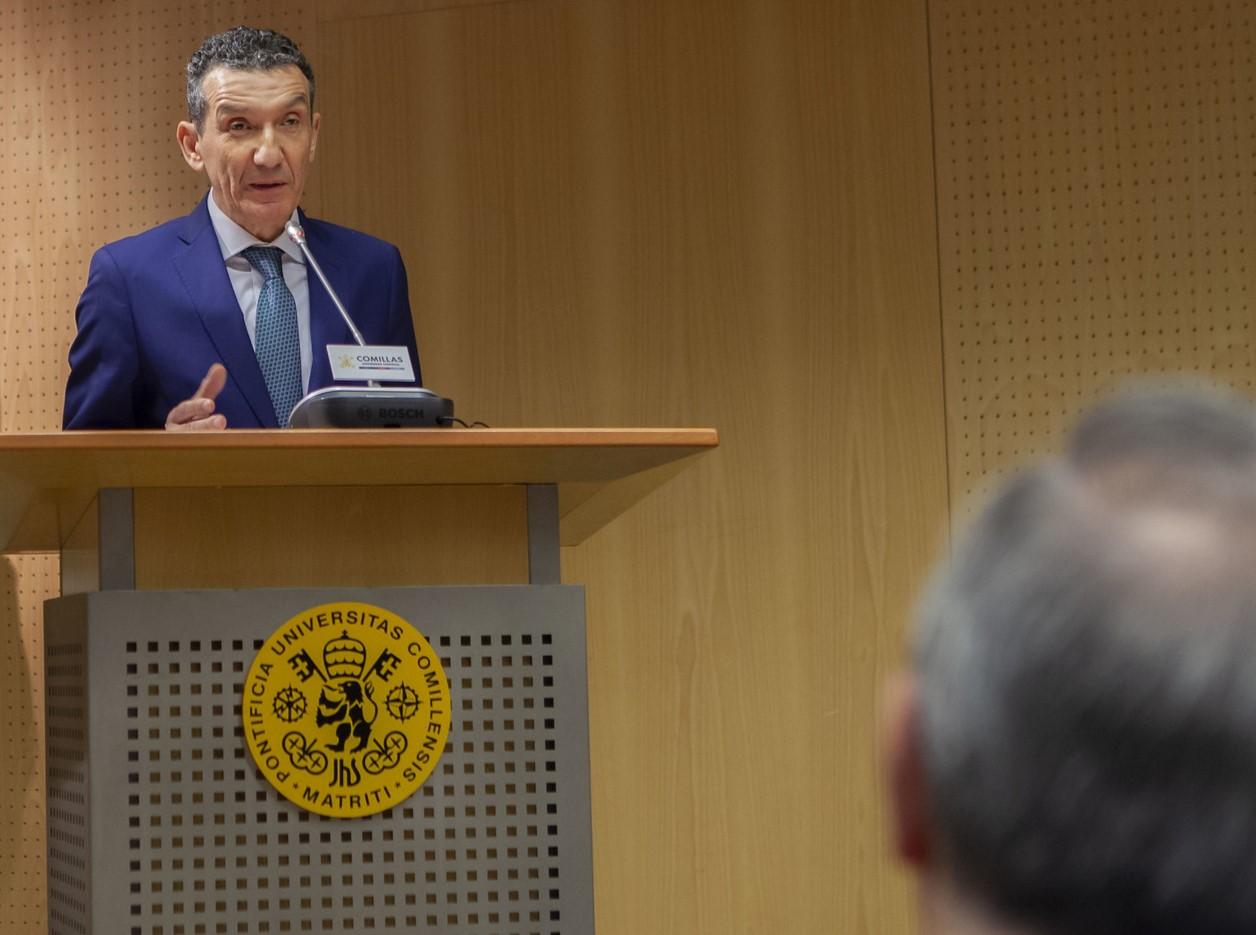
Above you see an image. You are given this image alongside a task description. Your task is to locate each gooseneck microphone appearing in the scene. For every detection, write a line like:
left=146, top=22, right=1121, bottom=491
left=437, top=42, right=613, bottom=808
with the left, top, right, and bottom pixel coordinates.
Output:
left=280, top=222, right=455, bottom=429
left=284, top=221, right=368, bottom=347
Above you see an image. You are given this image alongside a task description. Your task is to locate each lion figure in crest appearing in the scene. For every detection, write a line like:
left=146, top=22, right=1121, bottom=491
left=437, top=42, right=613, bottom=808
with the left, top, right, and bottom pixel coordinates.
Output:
left=314, top=631, right=379, bottom=752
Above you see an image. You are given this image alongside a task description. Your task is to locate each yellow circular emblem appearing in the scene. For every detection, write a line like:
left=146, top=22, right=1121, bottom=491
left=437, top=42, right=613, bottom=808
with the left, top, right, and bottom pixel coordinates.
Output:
left=243, top=601, right=451, bottom=818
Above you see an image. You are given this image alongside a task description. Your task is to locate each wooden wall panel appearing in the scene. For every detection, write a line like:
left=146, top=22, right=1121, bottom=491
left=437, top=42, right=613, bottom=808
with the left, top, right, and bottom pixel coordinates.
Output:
left=132, top=486, right=530, bottom=588
left=932, top=0, right=1256, bottom=509
left=319, top=0, right=506, bottom=17
left=3, top=1, right=947, bottom=933
left=0, top=5, right=312, bottom=932
left=316, top=2, right=946, bottom=932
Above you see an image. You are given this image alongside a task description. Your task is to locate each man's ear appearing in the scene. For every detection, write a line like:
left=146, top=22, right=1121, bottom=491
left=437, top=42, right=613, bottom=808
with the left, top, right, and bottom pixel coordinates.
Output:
left=883, top=672, right=933, bottom=867
left=309, top=111, right=321, bottom=163
left=176, top=121, right=204, bottom=172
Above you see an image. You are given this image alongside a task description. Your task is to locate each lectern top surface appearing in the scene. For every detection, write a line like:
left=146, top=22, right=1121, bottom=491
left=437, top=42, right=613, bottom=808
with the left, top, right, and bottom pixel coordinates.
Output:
left=0, top=427, right=716, bottom=481
left=0, top=427, right=718, bottom=552
left=0, top=426, right=715, bottom=450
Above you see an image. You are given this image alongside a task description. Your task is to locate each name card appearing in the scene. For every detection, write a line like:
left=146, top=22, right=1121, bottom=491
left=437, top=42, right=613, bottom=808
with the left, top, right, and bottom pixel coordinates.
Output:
left=327, top=345, right=417, bottom=383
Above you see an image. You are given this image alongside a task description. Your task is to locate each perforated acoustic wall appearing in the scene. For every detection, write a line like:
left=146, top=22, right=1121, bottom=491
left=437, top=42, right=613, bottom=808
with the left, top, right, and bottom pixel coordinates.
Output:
left=0, top=6, right=311, bottom=932
left=932, top=0, right=1256, bottom=509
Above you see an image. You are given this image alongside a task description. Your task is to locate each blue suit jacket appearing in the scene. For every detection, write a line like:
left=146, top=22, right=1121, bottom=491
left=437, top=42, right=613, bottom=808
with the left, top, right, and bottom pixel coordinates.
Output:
left=63, top=195, right=422, bottom=429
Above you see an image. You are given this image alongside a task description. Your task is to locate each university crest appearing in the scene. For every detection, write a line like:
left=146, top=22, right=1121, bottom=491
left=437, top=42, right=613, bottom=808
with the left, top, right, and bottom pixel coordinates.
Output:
left=243, top=601, right=451, bottom=818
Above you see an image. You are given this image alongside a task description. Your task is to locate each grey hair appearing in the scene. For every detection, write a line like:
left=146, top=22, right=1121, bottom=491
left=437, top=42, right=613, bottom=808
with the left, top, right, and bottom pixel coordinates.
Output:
left=915, top=385, right=1256, bottom=935
left=186, top=26, right=315, bottom=129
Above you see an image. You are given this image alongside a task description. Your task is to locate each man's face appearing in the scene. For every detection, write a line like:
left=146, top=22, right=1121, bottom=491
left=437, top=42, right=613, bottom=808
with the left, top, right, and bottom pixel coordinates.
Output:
left=177, top=65, right=320, bottom=242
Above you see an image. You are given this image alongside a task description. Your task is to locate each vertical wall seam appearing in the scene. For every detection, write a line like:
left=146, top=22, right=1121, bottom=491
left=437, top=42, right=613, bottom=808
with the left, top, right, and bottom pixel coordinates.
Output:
left=922, top=0, right=953, bottom=549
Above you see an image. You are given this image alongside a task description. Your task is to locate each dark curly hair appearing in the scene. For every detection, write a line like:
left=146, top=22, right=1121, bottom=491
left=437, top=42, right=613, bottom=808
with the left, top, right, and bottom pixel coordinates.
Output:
left=186, top=26, right=315, bottom=129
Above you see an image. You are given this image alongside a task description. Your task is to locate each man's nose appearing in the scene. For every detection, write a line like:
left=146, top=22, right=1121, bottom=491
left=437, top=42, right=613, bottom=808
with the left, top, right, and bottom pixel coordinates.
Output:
left=254, top=128, right=283, bottom=167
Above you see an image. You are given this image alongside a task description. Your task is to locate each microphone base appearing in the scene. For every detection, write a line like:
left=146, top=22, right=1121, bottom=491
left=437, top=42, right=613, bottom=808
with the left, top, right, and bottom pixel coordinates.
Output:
left=287, top=386, right=455, bottom=429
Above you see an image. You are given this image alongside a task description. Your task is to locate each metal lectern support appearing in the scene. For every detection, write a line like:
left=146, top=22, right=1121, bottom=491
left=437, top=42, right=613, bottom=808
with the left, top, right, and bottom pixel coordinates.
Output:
left=526, top=483, right=560, bottom=584
left=63, top=487, right=136, bottom=594
left=98, top=488, right=136, bottom=590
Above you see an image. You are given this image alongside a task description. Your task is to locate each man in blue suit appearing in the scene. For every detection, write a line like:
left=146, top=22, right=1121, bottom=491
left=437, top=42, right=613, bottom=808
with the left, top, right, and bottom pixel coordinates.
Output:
left=63, top=26, right=421, bottom=430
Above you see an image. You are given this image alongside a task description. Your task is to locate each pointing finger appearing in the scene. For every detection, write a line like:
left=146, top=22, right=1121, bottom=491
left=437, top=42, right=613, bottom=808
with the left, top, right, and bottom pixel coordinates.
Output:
left=195, top=363, right=228, bottom=401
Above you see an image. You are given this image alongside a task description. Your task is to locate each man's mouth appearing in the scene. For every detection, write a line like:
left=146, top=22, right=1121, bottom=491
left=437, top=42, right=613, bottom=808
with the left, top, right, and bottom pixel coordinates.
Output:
left=250, top=181, right=287, bottom=191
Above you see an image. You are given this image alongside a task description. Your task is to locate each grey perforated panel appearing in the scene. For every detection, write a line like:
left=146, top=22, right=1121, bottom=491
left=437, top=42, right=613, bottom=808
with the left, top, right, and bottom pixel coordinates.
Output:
left=43, top=587, right=593, bottom=935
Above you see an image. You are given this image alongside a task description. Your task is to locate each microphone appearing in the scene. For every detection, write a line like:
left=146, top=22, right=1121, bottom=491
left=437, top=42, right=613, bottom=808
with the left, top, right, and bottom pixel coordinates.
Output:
left=281, top=221, right=454, bottom=429
left=285, top=221, right=368, bottom=348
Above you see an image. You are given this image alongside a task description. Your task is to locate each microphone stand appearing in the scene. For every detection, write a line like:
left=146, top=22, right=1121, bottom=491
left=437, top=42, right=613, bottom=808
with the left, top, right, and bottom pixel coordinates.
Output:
left=282, top=222, right=454, bottom=429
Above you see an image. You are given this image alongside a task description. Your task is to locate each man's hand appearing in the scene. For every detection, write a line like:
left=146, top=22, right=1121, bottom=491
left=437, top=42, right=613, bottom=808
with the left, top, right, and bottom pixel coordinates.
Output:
left=165, top=364, right=228, bottom=431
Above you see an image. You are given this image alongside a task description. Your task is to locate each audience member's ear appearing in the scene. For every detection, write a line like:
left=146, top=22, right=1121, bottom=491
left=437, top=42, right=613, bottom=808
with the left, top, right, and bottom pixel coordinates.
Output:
left=883, top=673, right=933, bottom=867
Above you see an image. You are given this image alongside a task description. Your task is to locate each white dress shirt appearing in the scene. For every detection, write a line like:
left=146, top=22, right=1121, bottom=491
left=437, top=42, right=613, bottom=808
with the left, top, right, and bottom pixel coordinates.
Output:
left=206, top=192, right=313, bottom=391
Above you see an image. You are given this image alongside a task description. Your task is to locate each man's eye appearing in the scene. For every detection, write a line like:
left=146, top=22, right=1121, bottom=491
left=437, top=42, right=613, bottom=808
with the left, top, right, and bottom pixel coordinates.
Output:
left=284, top=115, right=302, bottom=127
left=228, top=121, right=249, bottom=132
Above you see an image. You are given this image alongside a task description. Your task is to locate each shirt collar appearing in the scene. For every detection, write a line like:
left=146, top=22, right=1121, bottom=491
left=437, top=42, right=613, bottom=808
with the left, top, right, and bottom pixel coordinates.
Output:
left=206, top=191, right=304, bottom=265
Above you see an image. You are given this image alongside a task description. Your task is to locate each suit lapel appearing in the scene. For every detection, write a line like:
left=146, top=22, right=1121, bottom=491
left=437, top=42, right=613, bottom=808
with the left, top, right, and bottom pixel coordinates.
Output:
left=171, top=197, right=278, bottom=428
left=302, top=215, right=352, bottom=389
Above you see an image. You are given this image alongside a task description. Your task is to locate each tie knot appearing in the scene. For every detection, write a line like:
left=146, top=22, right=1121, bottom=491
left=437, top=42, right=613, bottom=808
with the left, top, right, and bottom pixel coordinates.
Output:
left=242, top=245, right=285, bottom=281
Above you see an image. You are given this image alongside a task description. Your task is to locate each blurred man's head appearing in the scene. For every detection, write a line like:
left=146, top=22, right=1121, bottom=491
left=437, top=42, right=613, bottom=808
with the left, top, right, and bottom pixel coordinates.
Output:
left=176, top=27, right=319, bottom=242
left=889, top=386, right=1256, bottom=935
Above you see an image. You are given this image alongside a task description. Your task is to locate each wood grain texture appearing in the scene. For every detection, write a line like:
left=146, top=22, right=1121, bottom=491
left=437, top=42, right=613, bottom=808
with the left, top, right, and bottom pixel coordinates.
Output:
left=0, top=429, right=716, bottom=551
left=58, top=494, right=100, bottom=595
left=5, top=1, right=1254, bottom=932
left=3, top=1, right=947, bottom=933
left=133, top=485, right=529, bottom=588
left=317, top=1, right=946, bottom=932
left=318, top=0, right=504, bottom=18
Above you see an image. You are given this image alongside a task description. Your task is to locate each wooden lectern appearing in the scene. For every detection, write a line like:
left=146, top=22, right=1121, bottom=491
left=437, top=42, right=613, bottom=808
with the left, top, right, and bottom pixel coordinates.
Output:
left=0, top=428, right=716, bottom=935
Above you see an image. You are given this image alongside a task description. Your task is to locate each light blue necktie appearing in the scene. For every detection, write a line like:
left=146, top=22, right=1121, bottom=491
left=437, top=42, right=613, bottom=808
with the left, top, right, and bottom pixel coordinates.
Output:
left=242, top=245, right=302, bottom=427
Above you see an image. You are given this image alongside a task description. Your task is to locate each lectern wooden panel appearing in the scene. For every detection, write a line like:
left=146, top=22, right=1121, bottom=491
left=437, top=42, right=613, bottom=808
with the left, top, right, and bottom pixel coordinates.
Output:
left=131, top=486, right=531, bottom=589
